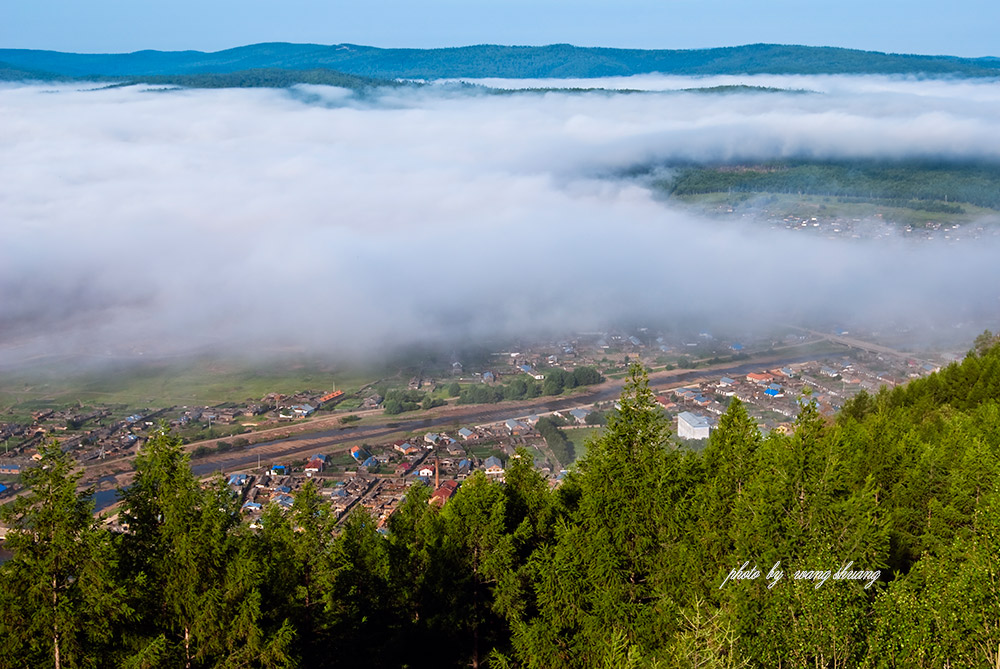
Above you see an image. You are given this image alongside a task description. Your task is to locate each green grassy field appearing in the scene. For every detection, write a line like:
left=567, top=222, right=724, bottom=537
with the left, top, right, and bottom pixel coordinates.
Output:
left=565, top=426, right=605, bottom=462
left=0, top=356, right=378, bottom=416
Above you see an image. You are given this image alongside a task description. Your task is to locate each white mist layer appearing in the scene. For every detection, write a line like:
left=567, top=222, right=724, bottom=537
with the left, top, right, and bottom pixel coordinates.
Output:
left=1, top=75, right=999, bottom=363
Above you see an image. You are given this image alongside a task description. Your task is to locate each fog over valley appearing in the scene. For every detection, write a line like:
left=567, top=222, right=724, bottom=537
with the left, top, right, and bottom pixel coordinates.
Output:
left=2, top=74, right=1000, bottom=367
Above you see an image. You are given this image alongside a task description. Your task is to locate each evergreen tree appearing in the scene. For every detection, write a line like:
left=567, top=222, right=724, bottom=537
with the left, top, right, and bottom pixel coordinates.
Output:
left=0, top=442, right=127, bottom=668
left=509, top=364, right=697, bottom=666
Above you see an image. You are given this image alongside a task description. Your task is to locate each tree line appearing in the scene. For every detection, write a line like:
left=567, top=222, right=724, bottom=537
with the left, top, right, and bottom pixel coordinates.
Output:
left=2, top=339, right=1000, bottom=667
left=457, top=367, right=604, bottom=406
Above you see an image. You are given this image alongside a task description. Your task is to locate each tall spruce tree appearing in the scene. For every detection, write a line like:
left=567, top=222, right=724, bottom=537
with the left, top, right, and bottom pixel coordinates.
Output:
left=0, top=442, right=127, bottom=668
left=509, top=364, right=697, bottom=667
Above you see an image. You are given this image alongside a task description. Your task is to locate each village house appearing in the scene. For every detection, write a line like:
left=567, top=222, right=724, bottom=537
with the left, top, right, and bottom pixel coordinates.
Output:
left=429, top=479, right=460, bottom=506
left=655, top=396, right=676, bottom=410
left=484, top=455, right=505, bottom=481
left=0, top=463, right=21, bottom=476
left=504, top=419, right=529, bottom=435
left=393, top=440, right=420, bottom=455
left=305, top=456, right=325, bottom=475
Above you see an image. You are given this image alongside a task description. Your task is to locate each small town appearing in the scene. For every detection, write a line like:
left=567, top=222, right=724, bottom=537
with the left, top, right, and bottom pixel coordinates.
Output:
left=0, top=325, right=952, bottom=526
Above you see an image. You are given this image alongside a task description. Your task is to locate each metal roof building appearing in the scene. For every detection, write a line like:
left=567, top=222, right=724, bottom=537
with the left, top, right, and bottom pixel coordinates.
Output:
left=677, top=411, right=712, bottom=440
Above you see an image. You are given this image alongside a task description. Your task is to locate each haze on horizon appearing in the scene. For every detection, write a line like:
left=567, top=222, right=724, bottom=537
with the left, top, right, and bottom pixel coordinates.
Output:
left=2, top=74, right=1000, bottom=370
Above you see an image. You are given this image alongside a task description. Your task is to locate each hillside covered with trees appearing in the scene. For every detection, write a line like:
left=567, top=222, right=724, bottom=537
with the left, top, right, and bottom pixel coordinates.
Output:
left=3, top=336, right=1000, bottom=667
left=3, top=42, right=1000, bottom=83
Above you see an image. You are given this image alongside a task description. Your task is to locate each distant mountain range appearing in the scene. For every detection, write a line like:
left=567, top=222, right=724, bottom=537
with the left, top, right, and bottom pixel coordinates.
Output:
left=2, top=42, right=999, bottom=88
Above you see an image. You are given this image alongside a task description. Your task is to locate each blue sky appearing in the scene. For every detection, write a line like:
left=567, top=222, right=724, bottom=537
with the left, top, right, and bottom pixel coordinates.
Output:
left=1, top=0, right=997, bottom=57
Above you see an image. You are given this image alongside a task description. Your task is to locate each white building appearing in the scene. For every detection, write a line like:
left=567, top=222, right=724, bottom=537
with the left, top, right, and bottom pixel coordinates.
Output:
left=677, top=411, right=712, bottom=440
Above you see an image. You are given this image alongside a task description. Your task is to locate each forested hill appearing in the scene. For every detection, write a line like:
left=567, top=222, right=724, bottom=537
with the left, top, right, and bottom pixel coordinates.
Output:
left=3, top=336, right=1000, bottom=666
left=2, top=42, right=1000, bottom=82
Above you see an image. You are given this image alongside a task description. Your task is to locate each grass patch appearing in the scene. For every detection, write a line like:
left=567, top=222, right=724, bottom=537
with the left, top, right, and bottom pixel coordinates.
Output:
left=0, top=357, right=378, bottom=416
left=564, top=426, right=605, bottom=462
left=468, top=442, right=505, bottom=460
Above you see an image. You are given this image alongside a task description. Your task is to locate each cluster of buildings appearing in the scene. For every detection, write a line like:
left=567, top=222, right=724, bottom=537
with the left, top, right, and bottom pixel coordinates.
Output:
left=0, top=326, right=957, bottom=519
left=705, top=198, right=994, bottom=242
left=223, top=423, right=529, bottom=529
left=656, top=351, right=943, bottom=441
left=0, top=388, right=357, bottom=482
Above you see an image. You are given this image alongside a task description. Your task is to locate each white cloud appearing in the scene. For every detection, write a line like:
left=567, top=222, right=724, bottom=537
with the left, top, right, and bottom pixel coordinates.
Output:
left=1, top=76, right=999, bottom=365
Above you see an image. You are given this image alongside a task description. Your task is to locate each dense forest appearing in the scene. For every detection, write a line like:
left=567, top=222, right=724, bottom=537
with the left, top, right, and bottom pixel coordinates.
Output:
left=4, top=43, right=1000, bottom=83
left=130, top=69, right=403, bottom=90
left=3, top=335, right=1000, bottom=667
left=660, top=160, right=1000, bottom=211
left=0, top=64, right=402, bottom=91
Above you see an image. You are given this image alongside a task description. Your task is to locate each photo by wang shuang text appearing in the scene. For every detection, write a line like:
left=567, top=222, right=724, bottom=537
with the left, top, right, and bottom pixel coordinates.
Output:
left=720, top=560, right=881, bottom=590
